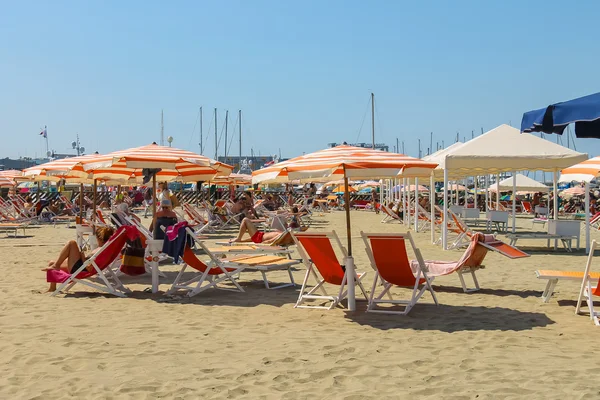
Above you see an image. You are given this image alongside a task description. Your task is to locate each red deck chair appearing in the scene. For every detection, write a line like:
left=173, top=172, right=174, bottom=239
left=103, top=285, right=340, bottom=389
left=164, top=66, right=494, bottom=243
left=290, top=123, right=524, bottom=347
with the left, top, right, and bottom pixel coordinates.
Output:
left=49, top=227, right=133, bottom=297
left=361, top=231, right=438, bottom=315
left=521, top=201, right=533, bottom=214
left=292, top=231, right=368, bottom=310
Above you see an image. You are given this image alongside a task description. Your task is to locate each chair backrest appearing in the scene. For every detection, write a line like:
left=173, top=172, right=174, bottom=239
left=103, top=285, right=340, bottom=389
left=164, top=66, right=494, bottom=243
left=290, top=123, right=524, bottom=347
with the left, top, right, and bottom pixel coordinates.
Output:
left=450, top=211, right=469, bottom=234
left=455, top=232, right=488, bottom=269
left=382, top=204, right=399, bottom=219
left=292, top=231, right=346, bottom=285
left=75, top=228, right=129, bottom=278
left=361, top=232, right=420, bottom=286
left=522, top=201, right=533, bottom=213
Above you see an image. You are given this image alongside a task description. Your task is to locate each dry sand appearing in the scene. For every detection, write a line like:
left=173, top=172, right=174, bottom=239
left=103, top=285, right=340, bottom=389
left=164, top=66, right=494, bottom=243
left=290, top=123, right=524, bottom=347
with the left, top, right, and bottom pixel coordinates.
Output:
left=1, top=210, right=599, bottom=399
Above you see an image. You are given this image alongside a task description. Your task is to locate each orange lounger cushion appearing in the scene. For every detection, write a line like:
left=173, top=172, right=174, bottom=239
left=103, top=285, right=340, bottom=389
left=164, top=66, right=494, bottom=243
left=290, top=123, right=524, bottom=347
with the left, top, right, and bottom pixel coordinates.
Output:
left=536, top=270, right=600, bottom=280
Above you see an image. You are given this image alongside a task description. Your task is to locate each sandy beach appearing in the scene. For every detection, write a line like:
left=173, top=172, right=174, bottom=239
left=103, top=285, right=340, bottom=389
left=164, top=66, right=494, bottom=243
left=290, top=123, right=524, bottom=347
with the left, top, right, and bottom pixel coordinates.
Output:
left=1, top=210, right=598, bottom=399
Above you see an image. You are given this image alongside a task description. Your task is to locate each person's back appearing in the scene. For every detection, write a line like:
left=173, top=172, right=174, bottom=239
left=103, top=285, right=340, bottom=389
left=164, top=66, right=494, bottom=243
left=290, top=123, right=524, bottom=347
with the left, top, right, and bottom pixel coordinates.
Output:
left=153, top=215, right=178, bottom=239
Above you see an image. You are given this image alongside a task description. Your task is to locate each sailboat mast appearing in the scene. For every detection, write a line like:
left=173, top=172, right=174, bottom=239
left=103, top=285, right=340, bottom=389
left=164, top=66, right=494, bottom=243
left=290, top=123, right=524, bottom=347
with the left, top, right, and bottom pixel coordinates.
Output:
left=224, top=110, right=228, bottom=162
left=371, top=92, right=375, bottom=149
left=160, top=110, right=164, bottom=146
left=239, top=110, right=242, bottom=172
left=214, top=108, right=218, bottom=160
left=199, top=106, right=203, bottom=154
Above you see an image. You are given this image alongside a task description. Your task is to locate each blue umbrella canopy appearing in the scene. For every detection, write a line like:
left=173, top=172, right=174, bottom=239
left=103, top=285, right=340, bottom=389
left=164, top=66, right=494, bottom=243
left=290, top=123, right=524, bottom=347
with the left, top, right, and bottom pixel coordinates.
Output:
left=521, top=92, right=600, bottom=138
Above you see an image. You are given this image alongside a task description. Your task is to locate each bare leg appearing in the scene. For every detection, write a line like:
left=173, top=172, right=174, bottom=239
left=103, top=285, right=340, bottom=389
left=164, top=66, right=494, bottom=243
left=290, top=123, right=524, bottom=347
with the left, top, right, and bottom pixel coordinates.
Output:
left=42, top=240, right=82, bottom=272
left=231, top=218, right=258, bottom=242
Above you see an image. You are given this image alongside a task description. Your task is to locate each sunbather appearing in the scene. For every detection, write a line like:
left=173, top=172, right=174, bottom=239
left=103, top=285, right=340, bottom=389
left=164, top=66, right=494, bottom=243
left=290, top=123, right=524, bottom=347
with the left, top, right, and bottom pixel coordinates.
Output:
left=149, top=198, right=178, bottom=239
left=230, top=218, right=284, bottom=244
left=42, top=226, right=115, bottom=292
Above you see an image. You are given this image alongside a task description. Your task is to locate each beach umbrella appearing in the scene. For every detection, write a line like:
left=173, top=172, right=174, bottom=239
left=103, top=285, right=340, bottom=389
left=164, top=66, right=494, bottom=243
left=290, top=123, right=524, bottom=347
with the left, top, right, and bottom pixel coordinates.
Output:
left=0, top=176, right=15, bottom=188
left=441, top=183, right=466, bottom=191
left=332, top=185, right=356, bottom=193
left=355, top=180, right=381, bottom=190
left=21, top=154, right=101, bottom=182
left=252, top=144, right=438, bottom=311
left=522, top=92, right=600, bottom=138
left=559, top=186, right=586, bottom=197
left=211, top=173, right=252, bottom=186
left=82, top=143, right=233, bottom=215
left=0, top=170, right=23, bottom=180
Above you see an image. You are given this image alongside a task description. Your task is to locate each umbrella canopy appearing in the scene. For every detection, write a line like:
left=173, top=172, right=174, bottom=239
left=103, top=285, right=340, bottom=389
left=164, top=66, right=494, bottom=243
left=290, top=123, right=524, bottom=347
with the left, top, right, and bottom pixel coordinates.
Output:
left=558, top=156, right=600, bottom=183
left=354, top=180, right=381, bottom=190
left=0, top=170, right=23, bottom=180
left=560, top=186, right=586, bottom=197
left=0, top=176, right=15, bottom=187
left=392, top=184, right=428, bottom=193
left=252, top=145, right=438, bottom=184
left=522, top=92, right=600, bottom=138
left=332, top=185, right=356, bottom=193
left=82, top=143, right=233, bottom=183
left=441, top=183, right=466, bottom=191
left=21, top=154, right=100, bottom=182
left=488, top=174, right=549, bottom=193
left=211, top=173, right=252, bottom=186
left=324, top=179, right=356, bottom=187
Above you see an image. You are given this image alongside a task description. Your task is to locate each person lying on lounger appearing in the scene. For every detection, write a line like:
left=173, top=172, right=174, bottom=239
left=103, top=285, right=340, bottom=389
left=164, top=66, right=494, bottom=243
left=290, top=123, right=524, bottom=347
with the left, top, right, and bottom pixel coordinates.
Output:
left=230, top=218, right=285, bottom=244
left=42, top=226, right=115, bottom=292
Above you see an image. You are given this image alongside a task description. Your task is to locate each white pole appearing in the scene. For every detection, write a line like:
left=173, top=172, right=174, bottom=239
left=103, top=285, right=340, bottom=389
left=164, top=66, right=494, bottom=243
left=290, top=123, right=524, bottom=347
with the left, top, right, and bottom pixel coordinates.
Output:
left=379, top=180, right=384, bottom=207
left=512, top=171, right=517, bottom=233
left=464, top=178, right=468, bottom=207
left=553, top=170, right=558, bottom=220
left=485, top=175, right=489, bottom=212
left=414, top=178, right=419, bottom=232
left=495, top=174, right=500, bottom=210
left=442, top=163, right=448, bottom=250
left=585, top=181, right=591, bottom=254
left=430, top=173, right=435, bottom=244
left=474, top=175, right=478, bottom=212
left=455, top=180, right=459, bottom=205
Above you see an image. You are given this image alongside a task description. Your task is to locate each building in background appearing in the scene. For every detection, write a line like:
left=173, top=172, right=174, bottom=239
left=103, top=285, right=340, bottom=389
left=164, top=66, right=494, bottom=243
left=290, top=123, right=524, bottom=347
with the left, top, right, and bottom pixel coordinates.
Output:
left=327, top=142, right=389, bottom=151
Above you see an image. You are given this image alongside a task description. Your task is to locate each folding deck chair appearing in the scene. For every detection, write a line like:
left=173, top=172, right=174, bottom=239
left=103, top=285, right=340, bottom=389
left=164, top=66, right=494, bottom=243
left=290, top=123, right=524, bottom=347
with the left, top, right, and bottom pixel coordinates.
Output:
left=576, top=240, right=600, bottom=325
left=292, top=231, right=368, bottom=310
left=381, top=204, right=403, bottom=224
left=536, top=240, right=599, bottom=304
left=50, top=227, right=132, bottom=297
left=361, top=231, right=438, bottom=315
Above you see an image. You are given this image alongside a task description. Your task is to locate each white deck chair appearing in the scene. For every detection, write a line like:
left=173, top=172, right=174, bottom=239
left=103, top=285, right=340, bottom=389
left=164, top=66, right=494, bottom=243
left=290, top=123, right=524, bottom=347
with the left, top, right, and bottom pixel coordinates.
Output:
left=381, top=204, right=403, bottom=224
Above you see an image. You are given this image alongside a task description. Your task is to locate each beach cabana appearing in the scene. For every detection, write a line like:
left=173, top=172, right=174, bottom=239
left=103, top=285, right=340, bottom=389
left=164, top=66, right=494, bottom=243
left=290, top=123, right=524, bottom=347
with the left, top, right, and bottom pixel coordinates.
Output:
left=439, top=125, right=587, bottom=249
left=488, top=174, right=549, bottom=193
left=253, top=144, right=438, bottom=310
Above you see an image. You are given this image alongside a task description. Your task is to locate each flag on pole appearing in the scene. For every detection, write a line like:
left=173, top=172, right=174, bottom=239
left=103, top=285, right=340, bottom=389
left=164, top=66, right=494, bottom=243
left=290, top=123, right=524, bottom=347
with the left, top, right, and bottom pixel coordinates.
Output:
left=39, top=125, right=47, bottom=138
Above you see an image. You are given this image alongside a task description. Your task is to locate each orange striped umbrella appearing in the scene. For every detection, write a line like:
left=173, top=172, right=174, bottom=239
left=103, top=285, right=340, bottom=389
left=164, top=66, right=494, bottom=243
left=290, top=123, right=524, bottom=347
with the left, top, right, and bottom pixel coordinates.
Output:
left=82, top=143, right=233, bottom=183
left=559, top=156, right=600, bottom=183
left=21, top=154, right=99, bottom=182
left=0, top=176, right=15, bottom=187
left=252, top=145, right=437, bottom=184
left=0, top=170, right=23, bottom=180
left=211, top=173, right=252, bottom=186
left=251, top=145, right=437, bottom=311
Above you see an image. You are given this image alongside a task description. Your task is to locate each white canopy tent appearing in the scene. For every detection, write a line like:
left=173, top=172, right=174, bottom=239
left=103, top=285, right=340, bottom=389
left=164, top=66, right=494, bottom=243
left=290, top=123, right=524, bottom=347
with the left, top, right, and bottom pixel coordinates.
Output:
left=488, top=174, right=549, bottom=193
left=440, top=124, right=588, bottom=249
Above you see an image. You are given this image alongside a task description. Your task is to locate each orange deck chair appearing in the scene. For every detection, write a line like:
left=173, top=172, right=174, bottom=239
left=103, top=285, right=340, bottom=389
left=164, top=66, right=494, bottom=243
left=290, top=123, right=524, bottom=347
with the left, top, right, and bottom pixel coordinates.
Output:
left=361, top=231, right=438, bottom=315
left=292, top=231, right=368, bottom=310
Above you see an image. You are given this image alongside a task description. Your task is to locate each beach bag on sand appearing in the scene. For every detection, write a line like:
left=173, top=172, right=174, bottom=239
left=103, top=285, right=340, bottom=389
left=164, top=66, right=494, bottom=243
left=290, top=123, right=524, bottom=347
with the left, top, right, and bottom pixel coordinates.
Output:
left=120, top=237, right=146, bottom=276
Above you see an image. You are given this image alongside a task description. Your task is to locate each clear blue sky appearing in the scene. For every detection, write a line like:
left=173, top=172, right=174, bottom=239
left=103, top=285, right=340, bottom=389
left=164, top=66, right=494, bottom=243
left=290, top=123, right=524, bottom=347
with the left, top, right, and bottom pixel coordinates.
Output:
left=1, top=0, right=599, bottom=160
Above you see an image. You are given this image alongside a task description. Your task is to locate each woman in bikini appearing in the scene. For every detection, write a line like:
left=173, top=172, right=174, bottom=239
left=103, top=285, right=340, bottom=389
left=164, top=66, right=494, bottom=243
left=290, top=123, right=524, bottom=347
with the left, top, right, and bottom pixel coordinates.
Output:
left=42, top=226, right=115, bottom=292
left=230, top=217, right=284, bottom=244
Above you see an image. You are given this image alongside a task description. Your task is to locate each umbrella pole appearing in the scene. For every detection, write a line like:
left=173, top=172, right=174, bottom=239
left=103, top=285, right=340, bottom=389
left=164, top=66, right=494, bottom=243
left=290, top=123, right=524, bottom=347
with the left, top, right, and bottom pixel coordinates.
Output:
left=585, top=181, right=591, bottom=254
left=342, top=167, right=356, bottom=312
left=495, top=174, right=500, bottom=210
left=79, top=183, right=84, bottom=221
left=92, top=179, right=97, bottom=227
left=414, top=178, right=418, bottom=232
left=152, top=175, right=157, bottom=216
left=430, top=173, right=435, bottom=244
left=442, top=162, right=448, bottom=250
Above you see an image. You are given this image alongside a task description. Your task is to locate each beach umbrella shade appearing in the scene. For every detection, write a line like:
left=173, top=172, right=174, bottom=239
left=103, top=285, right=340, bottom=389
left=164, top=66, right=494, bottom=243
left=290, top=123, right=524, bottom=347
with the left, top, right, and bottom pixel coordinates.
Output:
left=252, top=144, right=438, bottom=311
left=559, top=186, right=586, bottom=197
left=211, top=173, right=252, bottom=186
left=441, top=183, right=467, bottom=191
left=522, top=92, right=600, bottom=138
left=21, top=154, right=102, bottom=183
left=0, top=176, right=15, bottom=188
left=0, top=170, right=24, bottom=180
left=82, top=143, right=233, bottom=215
left=355, top=180, right=381, bottom=190
left=332, top=185, right=356, bottom=193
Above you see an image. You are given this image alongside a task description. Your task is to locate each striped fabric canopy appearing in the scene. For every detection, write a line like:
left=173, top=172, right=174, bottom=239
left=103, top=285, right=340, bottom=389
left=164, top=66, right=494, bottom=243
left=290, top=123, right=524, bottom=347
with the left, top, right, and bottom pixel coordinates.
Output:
left=559, top=156, right=600, bottom=183
left=560, top=186, right=586, bottom=197
left=21, top=154, right=99, bottom=182
left=252, top=145, right=438, bottom=184
left=211, top=173, right=252, bottom=185
left=0, top=176, right=15, bottom=187
left=0, top=170, right=24, bottom=180
left=82, top=143, right=234, bottom=183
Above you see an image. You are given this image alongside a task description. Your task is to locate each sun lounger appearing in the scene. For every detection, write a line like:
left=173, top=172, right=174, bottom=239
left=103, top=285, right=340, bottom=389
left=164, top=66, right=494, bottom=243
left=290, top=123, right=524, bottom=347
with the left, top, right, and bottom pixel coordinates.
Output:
left=292, top=231, right=368, bottom=310
left=381, top=204, right=402, bottom=224
left=361, top=231, right=438, bottom=315
left=506, top=233, right=577, bottom=252
left=0, top=222, right=28, bottom=237
left=50, top=227, right=132, bottom=297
